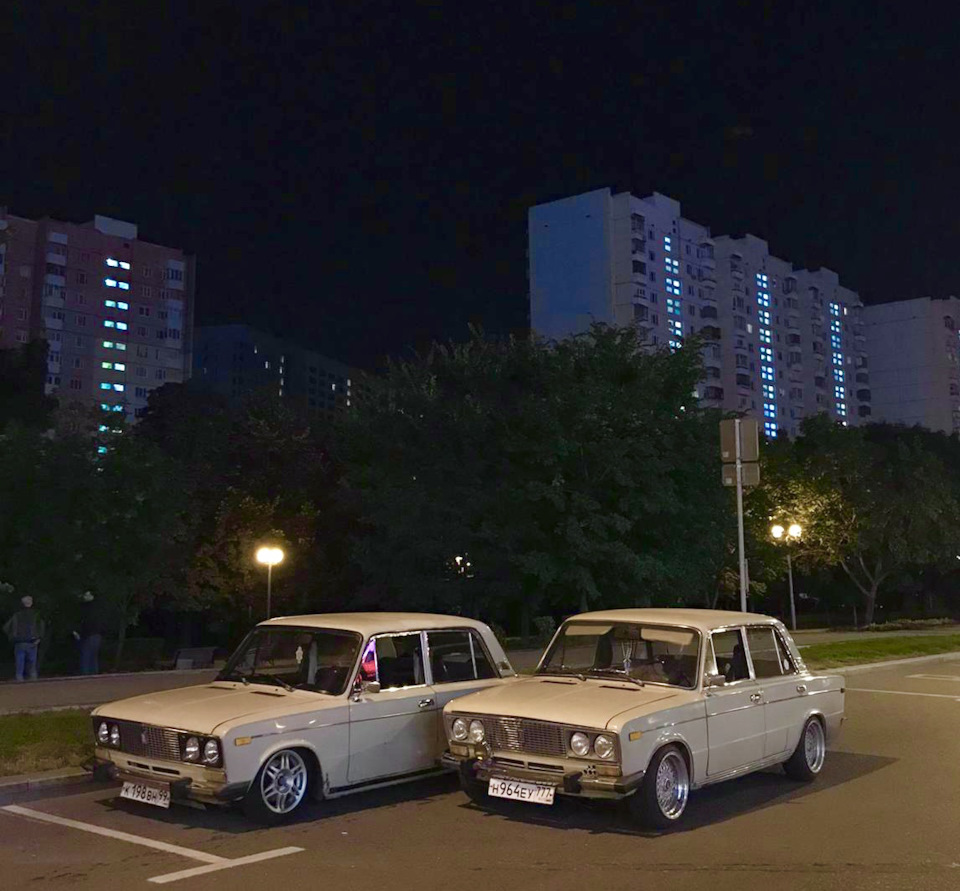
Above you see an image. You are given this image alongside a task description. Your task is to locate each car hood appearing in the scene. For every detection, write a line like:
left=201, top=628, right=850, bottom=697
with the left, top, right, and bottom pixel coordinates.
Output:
left=445, top=675, right=689, bottom=730
left=92, top=682, right=338, bottom=735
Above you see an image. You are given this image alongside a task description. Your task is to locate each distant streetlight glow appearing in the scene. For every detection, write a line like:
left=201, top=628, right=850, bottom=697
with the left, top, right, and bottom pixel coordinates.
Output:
left=771, top=522, right=802, bottom=631
left=771, top=524, right=785, bottom=539
left=256, top=546, right=285, bottom=618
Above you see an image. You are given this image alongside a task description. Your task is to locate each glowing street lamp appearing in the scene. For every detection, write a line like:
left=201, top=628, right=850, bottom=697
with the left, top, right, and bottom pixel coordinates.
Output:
left=256, top=546, right=285, bottom=619
left=771, top=523, right=802, bottom=630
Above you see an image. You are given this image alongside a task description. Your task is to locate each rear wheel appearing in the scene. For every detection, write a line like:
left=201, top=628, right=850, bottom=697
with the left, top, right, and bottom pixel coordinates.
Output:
left=784, top=717, right=826, bottom=781
left=243, top=749, right=311, bottom=824
left=628, top=744, right=690, bottom=830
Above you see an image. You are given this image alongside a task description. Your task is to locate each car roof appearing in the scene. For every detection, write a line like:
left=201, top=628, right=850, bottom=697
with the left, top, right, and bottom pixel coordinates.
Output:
left=562, top=608, right=782, bottom=634
left=257, top=612, right=492, bottom=636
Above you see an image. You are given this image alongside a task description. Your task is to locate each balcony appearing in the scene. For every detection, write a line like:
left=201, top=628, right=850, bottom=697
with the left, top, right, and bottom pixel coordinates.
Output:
left=703, top=386, right=724, bottom=401
left=700, top=325, right=722, bottom=341
left=699, top=273, right=718, bottom=288
left=855, top=372, right=869, bottom=384
left=43, top=316, right=63, bottom=330
left=43, top=294, right=65, bottom=309
left=858, top=405, right=872, bottom=418
left=814, top=376, right=826, bottom=389
left=730, top=265, right=745, bottom=280
left=735, top=373, right=753, bottom=390
left=704, top=365, right=722, bottom=380
left=857, top=389, right=872, bottom=402
left=699, top=306, right=719, bottom=320
left=631, top=237, right=646, bottom=254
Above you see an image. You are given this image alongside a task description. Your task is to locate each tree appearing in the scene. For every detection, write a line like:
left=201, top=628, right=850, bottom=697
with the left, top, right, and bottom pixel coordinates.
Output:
left=764, top=416, right=960, bottom=626
left=336, top=325, right=731, bottom=632
left=0, top=340, right=57, bottom=430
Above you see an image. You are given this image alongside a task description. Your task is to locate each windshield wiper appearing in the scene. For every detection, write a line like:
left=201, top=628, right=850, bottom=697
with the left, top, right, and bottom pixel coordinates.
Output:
left=587, top=668, right=645, bottom=687
left=235, top=673, right=296, bottom=692
left=535, top=670, right=587, bottom=682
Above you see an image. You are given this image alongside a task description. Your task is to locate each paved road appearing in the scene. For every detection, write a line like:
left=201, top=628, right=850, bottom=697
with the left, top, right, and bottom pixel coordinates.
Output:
left=2, top=656, right=959, bottom=889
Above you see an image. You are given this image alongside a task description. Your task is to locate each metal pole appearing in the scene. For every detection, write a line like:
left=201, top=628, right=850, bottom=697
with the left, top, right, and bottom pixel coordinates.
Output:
left=787, top=551, right=797, bottom=631
left=266, top=564, right=272, bottom=619
left=735, top=418, right=748, bottom=613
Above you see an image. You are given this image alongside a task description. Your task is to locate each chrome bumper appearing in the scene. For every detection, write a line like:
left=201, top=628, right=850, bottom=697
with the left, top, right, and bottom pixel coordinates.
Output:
left=92, top=749, right=242, bottom=804
left=443, top=751, right=644, bottom=797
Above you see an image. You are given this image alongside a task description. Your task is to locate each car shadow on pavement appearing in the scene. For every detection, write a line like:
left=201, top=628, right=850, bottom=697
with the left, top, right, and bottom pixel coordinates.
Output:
left=96, top=772, right=464, bottom=835
left=460, top=751, right=896, bottom=837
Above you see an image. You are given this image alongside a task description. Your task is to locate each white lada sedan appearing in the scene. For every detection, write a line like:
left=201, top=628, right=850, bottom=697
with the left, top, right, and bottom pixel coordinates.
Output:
left=443, top=608, right=844, bottom=829
left=91, top=613, right=513, bottom=823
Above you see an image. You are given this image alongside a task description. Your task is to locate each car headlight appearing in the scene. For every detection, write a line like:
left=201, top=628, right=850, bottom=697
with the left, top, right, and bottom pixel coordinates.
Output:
left=594, top=734, right=616, bottom=760
left=202, top=739, right=220, bottom=765
left=570, top=731, right=591, bottom=757
left=108, top=724, right=120, bottom=747
left=97, top=722, right=110, bottom=744
left=468, top=719, right=485, bottom=743
left=183, top=736, right=200, bottom=761
left=451, top=717, right=469, bottom=741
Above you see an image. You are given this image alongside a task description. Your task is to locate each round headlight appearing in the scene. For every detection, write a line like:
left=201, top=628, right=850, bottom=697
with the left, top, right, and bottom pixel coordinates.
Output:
left=184, top=736, right=200, bottom=761
left=452, top=717, right=469, bottom=741
left=468, top=720, right=485, bottom=743
left=594, top=734, right=616, bottom=760
left=202, top=739, right=220, bottom=764
left=108, top=724, right=120, bottom=747
left=97, top=722, right=109, bottom=744
left=570, top=731, right=591, bottom=757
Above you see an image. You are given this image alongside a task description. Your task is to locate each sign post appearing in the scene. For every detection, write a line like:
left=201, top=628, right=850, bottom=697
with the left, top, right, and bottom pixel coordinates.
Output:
left=720, top=418, right=759, bottom=613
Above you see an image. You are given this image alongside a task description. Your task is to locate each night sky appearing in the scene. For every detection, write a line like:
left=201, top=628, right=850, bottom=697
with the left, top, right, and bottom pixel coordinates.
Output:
left=6, top=3, right=958, bottom=368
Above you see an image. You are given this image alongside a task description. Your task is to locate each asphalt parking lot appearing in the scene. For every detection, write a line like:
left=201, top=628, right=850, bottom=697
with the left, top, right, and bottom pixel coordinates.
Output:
left=2, top=657, right=959, bottom=891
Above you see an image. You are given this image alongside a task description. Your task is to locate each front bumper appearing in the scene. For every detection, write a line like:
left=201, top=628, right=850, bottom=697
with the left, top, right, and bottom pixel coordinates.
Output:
left=93, top=747, right=246, bottom=805
left=443, top=750, right=644, bottom=799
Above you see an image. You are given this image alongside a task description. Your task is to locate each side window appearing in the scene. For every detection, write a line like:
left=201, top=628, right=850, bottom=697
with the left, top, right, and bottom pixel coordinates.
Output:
left=712, top=629, right=750, bottom=682
left=774, top=631, right=798, bottom=675
left=746, top=627, right=785, bottom=679
left=427, top=630, right=497, bottom=683
left=375, top=633, right=425, bottom=689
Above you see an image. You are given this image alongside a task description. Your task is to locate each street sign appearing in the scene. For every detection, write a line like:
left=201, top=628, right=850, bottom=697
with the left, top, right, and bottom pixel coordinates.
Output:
left=722, top=462, right=760, bottom=487
left=720, top=417, right=759, bottom=463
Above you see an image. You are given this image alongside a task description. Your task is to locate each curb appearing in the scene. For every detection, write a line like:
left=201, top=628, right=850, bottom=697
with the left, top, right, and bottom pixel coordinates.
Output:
left=829, top=650, right=960, bottom=675
left=0, top=767, right=91, bottom=797
left=0, top=703, right=101, bottom=717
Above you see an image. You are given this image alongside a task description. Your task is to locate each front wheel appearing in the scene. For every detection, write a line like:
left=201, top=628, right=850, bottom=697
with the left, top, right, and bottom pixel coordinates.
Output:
left=628, top=744, right=690, bottom=830
left=784, top=717, right=826, bottom=781
left=243, top=748, right=311, bottom=824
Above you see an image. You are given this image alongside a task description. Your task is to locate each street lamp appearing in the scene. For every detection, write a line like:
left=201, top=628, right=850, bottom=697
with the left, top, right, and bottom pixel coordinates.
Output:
left=255, top=546, right=284, bottom=619
left=771, top=523, right=802, bottom=631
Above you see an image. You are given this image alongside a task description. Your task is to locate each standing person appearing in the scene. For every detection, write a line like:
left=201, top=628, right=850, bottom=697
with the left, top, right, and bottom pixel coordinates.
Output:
left=3, top=595, right=45, bottom=682
left=72, top=591, right=103, bottom=675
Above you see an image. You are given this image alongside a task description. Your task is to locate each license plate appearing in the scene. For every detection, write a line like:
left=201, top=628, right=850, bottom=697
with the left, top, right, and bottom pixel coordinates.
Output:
left=487, top=777, right=555, bottom=805
left=120, top=780, right=171, bottom=809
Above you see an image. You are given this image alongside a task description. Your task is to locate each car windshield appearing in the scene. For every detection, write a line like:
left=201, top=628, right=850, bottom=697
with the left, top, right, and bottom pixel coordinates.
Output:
left=218, top=626, right=361, bottom=696
left=538, top=622, right=701, bottom=689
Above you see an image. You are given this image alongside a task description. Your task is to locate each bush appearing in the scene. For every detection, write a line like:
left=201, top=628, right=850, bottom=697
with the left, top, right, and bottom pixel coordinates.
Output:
left=862, top=617, right=956, bottom=632
left=533, top=615, right=556, bottom=643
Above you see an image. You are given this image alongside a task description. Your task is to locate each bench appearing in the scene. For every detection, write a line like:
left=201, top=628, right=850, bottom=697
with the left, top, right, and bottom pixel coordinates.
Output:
left=172, top=646, right=217, bottom=670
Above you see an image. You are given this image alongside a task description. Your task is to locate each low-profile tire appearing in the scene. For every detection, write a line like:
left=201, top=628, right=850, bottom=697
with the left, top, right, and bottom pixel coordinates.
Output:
left=628, top=744, right=690, bottom=830
left=458, top=763, right=488, bottom=805
left=784, top=716, right=826, bottom=782
left=243, top=748, right=312, bottom=825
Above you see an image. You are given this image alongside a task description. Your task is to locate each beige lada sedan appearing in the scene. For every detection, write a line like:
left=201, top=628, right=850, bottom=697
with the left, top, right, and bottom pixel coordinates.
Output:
left=443, top=608, right=844, bottom=828
left=91, top=613, right=513, bottom=823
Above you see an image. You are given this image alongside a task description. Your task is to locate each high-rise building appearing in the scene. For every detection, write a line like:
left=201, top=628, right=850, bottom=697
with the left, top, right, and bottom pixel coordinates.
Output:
left=0, top=209, right=194, bottom=423
left=528, top=188, right=868, bottom=436
left=862, top=297, right=960, bottom=434
left=193, top=324, right=356, bottom=417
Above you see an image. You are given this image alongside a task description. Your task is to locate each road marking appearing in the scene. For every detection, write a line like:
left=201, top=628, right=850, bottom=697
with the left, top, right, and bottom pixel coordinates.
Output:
left=1, top=804, right=304, bottom=884
left=907, top=674, right=960, bottom=681
left=147, top=847, right=305, bottom=884
left=847, top=688, right=960, bottom=701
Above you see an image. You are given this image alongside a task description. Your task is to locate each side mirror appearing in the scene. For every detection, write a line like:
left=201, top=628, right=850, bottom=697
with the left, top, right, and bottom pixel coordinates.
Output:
left=704, top=672, right=727, bottom=689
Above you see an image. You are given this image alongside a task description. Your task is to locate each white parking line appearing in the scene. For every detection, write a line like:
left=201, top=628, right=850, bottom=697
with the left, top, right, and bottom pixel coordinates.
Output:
left=1, top=804, right=303, bottom=884
left=847, top=688, right=960, bottom=701
left=906, top=674, right=960, bottom=681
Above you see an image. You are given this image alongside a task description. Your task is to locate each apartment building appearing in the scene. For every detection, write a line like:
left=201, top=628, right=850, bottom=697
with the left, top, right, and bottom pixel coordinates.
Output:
left=193, top=324, right=356, bottom=417
left=528, top=188, right=868, bottom=436
left=862, top=297, right=960, bottom=434
left=0, top=209, right=194, bottom=423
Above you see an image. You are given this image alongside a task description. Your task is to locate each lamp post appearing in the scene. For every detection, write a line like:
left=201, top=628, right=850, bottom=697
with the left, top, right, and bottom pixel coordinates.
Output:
left=255, top=546, right=284, bottom=619
left=771, top=523, right=802, bottom=631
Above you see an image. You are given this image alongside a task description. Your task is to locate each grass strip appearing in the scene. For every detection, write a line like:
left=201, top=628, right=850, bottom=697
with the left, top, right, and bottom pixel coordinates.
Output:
left=0, top=709, right=92, bottom=777
left=804, top=633, right=960, bottom=669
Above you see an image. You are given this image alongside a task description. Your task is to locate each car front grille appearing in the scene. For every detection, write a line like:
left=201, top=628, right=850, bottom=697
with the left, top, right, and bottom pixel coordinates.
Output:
left=114, top=721, right=182, bottom=762
left=486, top=717, right=566, bottom=757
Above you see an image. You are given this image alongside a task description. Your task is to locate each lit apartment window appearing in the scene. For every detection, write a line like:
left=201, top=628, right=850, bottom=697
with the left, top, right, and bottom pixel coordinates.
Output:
left=118, top=301, right=128, bottom=311
left=665, top=277, right=682, bottom=296
left=105, top=300, right=117, bottom=308
left=106, top=258, right=119, bottom=268
left=105, top=278, right=118, bottom=288
left=835, top=386, right=844, bottom=399
left=668, top=319, right=683, bottom=338
left=663, top=235, right=672, bottom=252
left=833, top=351, right=843, bottom=366
left=666, top=297, right=681, bottom=316
left=764, top=402, right=777, bottom=419
left=835, top=368, right=845, bottom=382
left=764, top=421, right=778, bottom=438
left=831, top=319, right=841, bottom=333
left=830, top=302, right=841, bottom=317
left=831, top=334, right=841, bottom=349
left=761, top=365, right=775, bottom=381
left=757, top=291, right=770, bottom=308
left=665, top=257, right=679, bottom=274
left=762, top=383, right=776, bottom=400
left=759, top=328, right=771, bottom=344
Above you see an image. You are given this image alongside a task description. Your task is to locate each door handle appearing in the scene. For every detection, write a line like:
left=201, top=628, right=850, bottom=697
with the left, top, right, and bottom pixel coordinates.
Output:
left=796, top=684, right=807, bottom=694
left=750, top=692, right=762, bottom=703
left=418, top=698, right=434, bottom=709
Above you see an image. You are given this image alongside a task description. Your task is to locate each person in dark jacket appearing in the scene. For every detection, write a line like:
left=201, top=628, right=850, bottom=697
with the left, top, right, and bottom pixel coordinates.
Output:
left=72, top=591, right=103, bottom=675
left=4, top=595, right=45, bottom=681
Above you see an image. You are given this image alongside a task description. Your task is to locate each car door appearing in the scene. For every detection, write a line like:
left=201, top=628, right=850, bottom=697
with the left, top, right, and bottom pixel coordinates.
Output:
left=426, top=628, right=503, bottom=753
left=745, top=625, right=803, bottom=758
left=348, top=631, right=438, bottom=784
left=705, top=628, right=765, bottom=776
